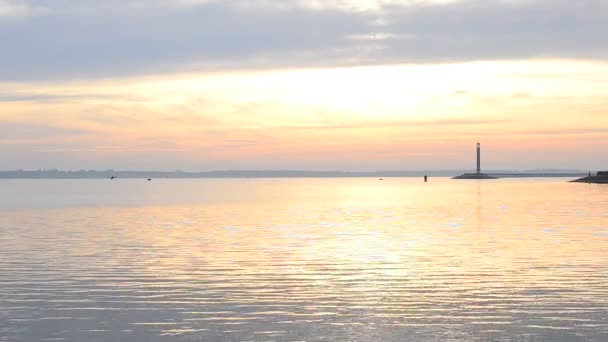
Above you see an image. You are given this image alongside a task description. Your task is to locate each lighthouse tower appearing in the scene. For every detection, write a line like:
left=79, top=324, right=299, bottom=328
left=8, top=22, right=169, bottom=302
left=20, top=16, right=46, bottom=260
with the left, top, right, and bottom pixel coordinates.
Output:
left=452, top=142, right=497, bottom=179
left=476, top=143, right=481, bottom=174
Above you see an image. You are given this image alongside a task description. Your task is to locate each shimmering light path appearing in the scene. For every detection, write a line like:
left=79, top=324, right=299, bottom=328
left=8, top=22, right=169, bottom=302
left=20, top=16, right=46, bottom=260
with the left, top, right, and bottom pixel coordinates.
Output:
left=1, top=178, right=607, bottom=341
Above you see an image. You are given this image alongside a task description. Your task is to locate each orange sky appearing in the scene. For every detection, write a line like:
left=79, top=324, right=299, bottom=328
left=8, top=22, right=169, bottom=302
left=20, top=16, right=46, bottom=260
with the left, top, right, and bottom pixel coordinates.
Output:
left=1, top=59, right=607, bottom=170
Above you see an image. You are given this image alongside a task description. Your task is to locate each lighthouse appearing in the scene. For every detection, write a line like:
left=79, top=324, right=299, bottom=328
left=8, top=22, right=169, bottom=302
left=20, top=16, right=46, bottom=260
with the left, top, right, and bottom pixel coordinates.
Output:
left=452, top=142, right=497, bottom=179
left=476, top=143, right=481, bottom=174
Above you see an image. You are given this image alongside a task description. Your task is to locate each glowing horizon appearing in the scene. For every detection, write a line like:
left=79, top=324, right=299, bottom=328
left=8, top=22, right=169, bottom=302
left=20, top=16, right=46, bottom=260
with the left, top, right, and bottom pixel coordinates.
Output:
left=1, top=59, right=607, bottom=171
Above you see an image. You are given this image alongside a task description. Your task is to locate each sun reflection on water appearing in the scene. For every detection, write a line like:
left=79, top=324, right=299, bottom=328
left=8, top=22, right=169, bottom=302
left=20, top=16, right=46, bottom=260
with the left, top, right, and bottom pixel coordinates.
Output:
left=0, top=178, right=607, bottom=341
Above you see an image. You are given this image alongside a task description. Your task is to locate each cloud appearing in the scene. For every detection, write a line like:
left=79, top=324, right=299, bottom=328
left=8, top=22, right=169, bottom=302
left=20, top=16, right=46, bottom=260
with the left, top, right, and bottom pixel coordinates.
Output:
left=283, top=117, right=512, bottom=130
left=0, top=93, right=119, bottom=102
left=380, top=0, right=608, bottom=63
left=0, top=122, right=94, bottom=141
left=0, top=0, right=36, bottom=19
left=0, top=1, right=369, bottom=80
left=0, top=0, right=606, bottom=80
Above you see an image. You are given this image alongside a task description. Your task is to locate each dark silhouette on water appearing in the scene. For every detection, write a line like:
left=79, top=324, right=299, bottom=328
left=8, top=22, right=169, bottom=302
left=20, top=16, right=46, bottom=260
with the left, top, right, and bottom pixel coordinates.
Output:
left=110, top=176, right=115, bottom=180
left=453, top=143, right=498, bottom=179
left=424, top=175, right=428, bottom=182
left=571, top=171, right=608, bottom=184
left=147, top=178, right=152, bottom=181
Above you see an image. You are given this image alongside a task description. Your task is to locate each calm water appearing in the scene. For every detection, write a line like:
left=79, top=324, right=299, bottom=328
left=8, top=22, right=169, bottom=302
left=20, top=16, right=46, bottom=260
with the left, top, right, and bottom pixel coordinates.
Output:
left=1, top=178, right=607, bottom=342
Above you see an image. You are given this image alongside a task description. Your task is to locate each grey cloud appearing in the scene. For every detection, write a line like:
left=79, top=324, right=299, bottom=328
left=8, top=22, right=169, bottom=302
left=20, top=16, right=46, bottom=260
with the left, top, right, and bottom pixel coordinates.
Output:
left=0, top=93, right=122, bottom=102
left=0, top=0, right=607, bottom=80
left=0, top=0, right=368, bottom=80
left=0, top=0, right=37, bottom=19
left=378, top=0, right=608, bottom=63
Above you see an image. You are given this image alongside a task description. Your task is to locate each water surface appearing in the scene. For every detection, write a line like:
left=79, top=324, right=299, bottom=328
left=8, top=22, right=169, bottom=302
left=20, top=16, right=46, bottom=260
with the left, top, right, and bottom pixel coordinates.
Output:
left=1, top=178, right=607, bottom=341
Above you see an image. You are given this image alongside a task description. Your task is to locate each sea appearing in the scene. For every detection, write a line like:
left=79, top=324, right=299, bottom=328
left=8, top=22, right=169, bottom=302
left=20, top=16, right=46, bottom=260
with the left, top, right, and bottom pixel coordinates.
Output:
left=1, top=178, right=607, bottom=342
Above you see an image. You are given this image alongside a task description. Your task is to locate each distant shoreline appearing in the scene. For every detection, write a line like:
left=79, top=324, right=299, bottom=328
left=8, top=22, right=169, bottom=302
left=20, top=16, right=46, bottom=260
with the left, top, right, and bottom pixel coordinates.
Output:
left=0, top=170, right=589, bottom=179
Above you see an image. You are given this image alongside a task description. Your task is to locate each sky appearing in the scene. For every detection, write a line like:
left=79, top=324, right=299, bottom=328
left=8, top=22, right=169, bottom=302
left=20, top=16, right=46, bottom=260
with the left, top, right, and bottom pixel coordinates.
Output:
left=1, top=0, right=607, bottom=171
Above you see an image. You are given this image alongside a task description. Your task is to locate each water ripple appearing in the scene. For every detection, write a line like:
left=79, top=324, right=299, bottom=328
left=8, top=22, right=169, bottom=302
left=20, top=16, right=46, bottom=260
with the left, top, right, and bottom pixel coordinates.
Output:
left=1, top=178, right=607, bottom=341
